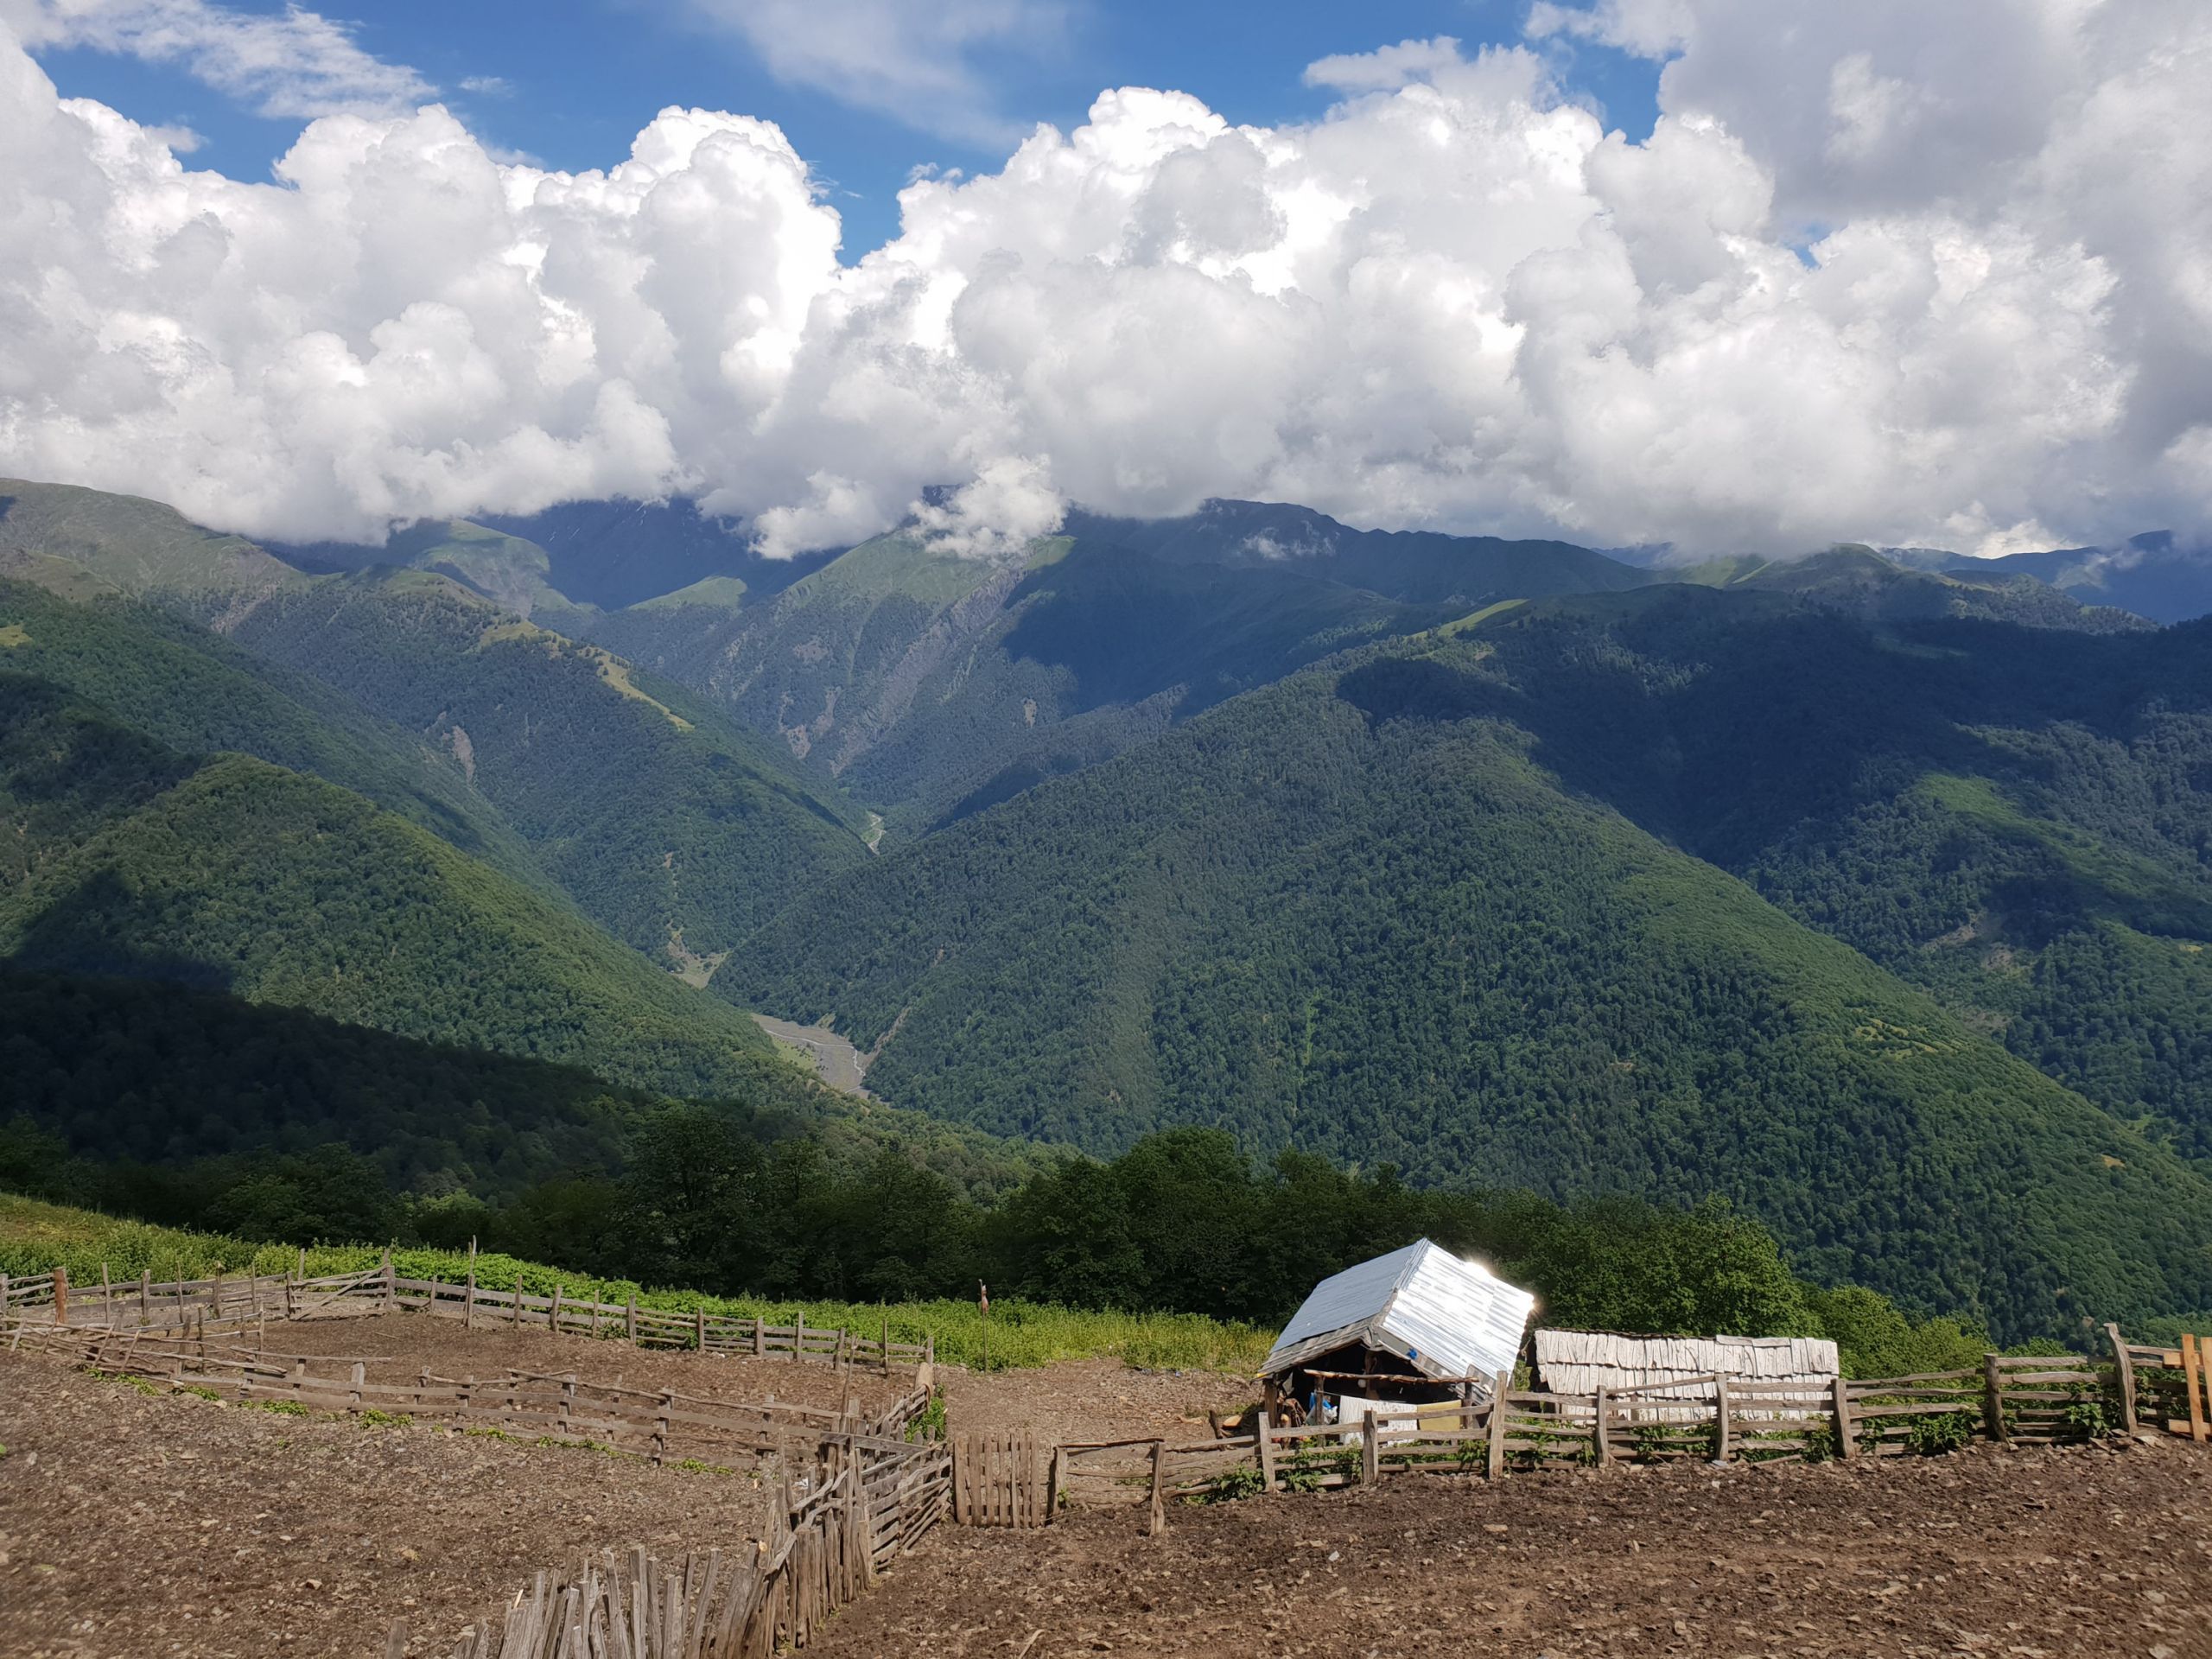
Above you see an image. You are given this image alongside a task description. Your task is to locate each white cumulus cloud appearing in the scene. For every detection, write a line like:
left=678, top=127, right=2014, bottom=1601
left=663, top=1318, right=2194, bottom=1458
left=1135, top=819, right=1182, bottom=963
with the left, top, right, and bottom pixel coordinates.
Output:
left=0, top=2, right=2208, bottom=558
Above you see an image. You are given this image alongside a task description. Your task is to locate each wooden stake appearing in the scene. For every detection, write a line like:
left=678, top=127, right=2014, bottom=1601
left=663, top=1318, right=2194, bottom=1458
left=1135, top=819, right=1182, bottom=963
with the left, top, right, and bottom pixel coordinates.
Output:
left=626, top=1295, right=638, bottom=1343
left=1146, top=1440, right=1166, bottom=1536
left=1046, top=1446, right=1065, bottom=1522
left=794, top=1309, right=804, bottom=1363
left=52, top=1267, right=66, bottom=1326
left=1592, top=1385, right=1611, bottom=1466
left=1256, top=1417, right=1278, bottom=1493
left=1714, top=1375, right=1733, bottom=1462
left=2184, top=1333, right=2209, bottom=1445
left=1832, top=1374, right=1854, bottom=1460
left=464, top=1239, right=477, bottom=1332
left=696, top=1304, right=708, bottom=1354
left=1487, top=1370, right=1510, bottom=1479
left=1983, top=1354, right=2007, bottom=1445
left=100, top=1262, right=111, bottom=1329
left=2106, top=1323, right=2137, bottom=1433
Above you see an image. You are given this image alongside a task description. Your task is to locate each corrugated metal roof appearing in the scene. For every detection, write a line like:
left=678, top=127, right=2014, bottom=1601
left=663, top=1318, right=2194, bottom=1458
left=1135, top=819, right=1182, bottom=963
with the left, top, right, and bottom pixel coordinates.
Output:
left=1262, top=1239, right=1535, bottom=1385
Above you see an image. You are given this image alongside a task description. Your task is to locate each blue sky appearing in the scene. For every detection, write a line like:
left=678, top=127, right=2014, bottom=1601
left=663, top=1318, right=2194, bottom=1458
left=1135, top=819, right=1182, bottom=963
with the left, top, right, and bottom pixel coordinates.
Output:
left=29, top=0, right=1662, bottom=256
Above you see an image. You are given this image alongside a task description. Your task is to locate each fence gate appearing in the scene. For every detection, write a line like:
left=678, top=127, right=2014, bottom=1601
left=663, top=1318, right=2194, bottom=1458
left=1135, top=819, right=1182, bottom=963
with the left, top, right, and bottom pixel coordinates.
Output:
left=951, top=1433, right=1050, bottom=1528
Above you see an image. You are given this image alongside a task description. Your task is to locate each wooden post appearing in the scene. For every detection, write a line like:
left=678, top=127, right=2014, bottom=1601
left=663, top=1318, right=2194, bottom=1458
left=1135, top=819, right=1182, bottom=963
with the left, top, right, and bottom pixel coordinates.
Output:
left=510, top=1274, right=521, bottom=1328
left=1832, top=1375, right=1855, bottom=1460
left=1487, top=1371, right=1510, bottom=1479
left=754, top=1316, right=766, bottom=1358
left=1046, top=1446, right=1065, bottom=1522
left=52, top=1267, right=66, bottom=1326
left=1146, top=1440, right=1166, bottom=1537
left=551, top=1283, right=563, bottom=1337
left=136, top=1268, right=149, bottom=1327
left=100, top=1262, right=111, bottom=1329
left=464, top=1239, right=477, bottom=1332
left=1256, top=1417, right=1278, bottom=1493
left=349, top=1361, right=365, bottom=1419
left=696, top=1305, right=708, bottom=1354
left=1592, top=1385, right=1611, bottom=1467
left=1713, top=1375, right=1733, bottom=1462
left=381, top=1247, right=394, bottom=1310
left=882, top=1311, right=891, bottom=1376
left=626, top=1294, right=639, bottom=1342
left=794, top=1310, right=804, bottom=1363
left=1984, top=1354, right=2008, bottom=1444
left=2106, top=1323, right=2137, bottom=1433
left=1360, top=1412, right=1380, bottom=1484
left=2183, top=1334, right=2209, bottom=1445
left=282, top=1262, right=294, bottom=1321
left=654, top=1389, right=672, bottom=1465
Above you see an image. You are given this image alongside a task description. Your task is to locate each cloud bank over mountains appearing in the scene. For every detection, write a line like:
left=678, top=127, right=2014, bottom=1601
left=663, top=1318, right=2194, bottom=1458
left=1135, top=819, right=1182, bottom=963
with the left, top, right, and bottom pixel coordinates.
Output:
left=1, top=0, right=2207, bottom=556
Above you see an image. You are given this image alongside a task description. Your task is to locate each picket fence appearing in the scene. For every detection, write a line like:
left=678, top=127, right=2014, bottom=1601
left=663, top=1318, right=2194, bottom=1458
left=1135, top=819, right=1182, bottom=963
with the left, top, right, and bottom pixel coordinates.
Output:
left=0, top=1256, right=933, bottom=1372
left=392, top=1430, right=953, bottom=1659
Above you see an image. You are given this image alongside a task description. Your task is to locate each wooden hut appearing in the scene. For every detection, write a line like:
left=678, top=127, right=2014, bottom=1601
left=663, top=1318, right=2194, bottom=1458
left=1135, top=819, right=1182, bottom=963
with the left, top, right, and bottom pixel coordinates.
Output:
left=1260, top=1239, right=1535, bottom=1420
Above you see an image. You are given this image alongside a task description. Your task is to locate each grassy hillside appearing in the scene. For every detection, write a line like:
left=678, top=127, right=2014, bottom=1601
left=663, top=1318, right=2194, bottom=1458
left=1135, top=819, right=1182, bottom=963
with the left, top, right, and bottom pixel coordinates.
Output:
left=0, top=671, right=794, bottom=1099
left=0, top=477, right=303, bottom=624
left=216, top=570, right=872, bottom=963
left=0, top=1193, right=1269, bottom=1372
left=721, top=624, right=2212, bottom=1340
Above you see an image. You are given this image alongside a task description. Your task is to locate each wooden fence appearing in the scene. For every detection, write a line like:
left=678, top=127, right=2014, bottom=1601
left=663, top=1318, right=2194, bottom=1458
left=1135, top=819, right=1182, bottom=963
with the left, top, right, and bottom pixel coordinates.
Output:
left=1049, top=1347, right=2152, bottom=1529
left=2112, top=1325, right=2212, bottom=1442
left=0, top=1258, right=932, bottom=1373
left=395, top=1421, right=954, bottom=1655
left=950, top=1433, right=1051, bottom=1528
left=15, top=1321, right=931, bottom=1468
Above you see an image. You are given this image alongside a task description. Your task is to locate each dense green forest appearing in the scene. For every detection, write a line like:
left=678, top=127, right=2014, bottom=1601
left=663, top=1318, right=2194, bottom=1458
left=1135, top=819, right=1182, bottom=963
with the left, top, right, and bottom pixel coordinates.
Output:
left=721, top=606, right=2212, bottom=1340
left=0, top=1113, right=1986, bottom=1380
left=1399, top=584, right=2212, bottom=1160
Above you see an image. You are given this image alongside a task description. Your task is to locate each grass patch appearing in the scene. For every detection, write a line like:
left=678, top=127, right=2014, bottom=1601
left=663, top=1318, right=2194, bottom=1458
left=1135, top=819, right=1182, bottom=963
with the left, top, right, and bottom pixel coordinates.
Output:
left=0, top=1193, right=1271, bottom=1373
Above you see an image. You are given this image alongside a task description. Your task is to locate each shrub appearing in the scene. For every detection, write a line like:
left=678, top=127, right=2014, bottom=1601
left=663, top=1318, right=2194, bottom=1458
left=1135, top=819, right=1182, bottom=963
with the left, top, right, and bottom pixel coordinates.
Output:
left=1905, top=1410, right=1976, bottom=1456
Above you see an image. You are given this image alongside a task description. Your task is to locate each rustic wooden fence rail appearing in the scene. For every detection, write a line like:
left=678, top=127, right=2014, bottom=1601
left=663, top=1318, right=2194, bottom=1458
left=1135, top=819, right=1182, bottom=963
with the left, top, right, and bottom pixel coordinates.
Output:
left=14, top=1322, right=932, bottom=1468
left=0, top=1258, right=932, bottom=1373
left=1047, top=1341, right=2210, bottom=1531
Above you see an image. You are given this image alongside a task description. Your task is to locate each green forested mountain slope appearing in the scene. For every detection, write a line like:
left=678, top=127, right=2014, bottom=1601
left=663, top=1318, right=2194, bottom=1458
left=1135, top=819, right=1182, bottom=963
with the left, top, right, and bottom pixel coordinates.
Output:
left=219, top=570, right=870, bottom=963
left=0, top=579, right=543, bottom=890
left=0, top=671, right=792, bottom=1098
left=1425, top=584, right=2212, bottom=1158
left=586, top=527, right=1465, bottom=831
left=720, top=621, right=2212, bottom=1338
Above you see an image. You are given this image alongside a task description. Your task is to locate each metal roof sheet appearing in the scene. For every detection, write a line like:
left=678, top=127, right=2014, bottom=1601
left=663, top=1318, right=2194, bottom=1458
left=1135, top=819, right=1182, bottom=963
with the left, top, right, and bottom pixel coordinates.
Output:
left=1262, top=1239, right=1535, bottom=1384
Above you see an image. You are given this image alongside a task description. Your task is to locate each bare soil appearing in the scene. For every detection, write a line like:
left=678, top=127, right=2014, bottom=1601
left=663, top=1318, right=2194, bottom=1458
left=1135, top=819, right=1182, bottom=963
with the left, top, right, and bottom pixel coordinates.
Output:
left=0, top=1307, right=909, bottom=1658
left=805, top=1436, right=2212, bottom=1659
left=940, top=1358, right=1255, bottom=1446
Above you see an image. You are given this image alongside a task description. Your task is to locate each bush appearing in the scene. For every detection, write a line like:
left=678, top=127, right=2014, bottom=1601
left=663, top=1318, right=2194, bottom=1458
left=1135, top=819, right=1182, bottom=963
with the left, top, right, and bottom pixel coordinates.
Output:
left=1905, top=1410, right=1977, bottom=1456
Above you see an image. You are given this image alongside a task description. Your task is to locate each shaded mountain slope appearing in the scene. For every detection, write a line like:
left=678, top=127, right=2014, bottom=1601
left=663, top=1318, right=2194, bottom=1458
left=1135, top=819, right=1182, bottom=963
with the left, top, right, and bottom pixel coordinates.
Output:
left=0, top=671, right=789, bottom=1099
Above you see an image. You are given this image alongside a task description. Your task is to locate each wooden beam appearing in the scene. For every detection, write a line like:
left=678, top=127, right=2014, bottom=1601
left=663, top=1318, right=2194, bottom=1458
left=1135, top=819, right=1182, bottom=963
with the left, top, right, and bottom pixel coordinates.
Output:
left=1146, top=1440, right=1166, bottom=1537
left=1832, top=1374, right=1854, bottom=1460
left=1983, top=1353, right=2007, bottom=1444
left=2106, top=1322, right=2137, bottom=1433
left=2184, top=1333, right=2209, bottom=1445
left=1713, top=1374, right=1732, bottom=1462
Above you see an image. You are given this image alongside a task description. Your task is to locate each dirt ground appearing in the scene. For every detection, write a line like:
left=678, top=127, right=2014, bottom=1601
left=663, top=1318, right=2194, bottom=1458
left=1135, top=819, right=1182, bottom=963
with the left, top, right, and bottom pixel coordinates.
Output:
left=807, top=1435, right=2212, bottom=1659
left=941, top=1358, right=1255, bottom=1445
left=0, top=1314, right=888, bottom=1659
left=236, top=1308, right=906, bottom=1414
